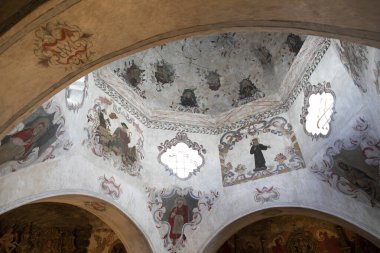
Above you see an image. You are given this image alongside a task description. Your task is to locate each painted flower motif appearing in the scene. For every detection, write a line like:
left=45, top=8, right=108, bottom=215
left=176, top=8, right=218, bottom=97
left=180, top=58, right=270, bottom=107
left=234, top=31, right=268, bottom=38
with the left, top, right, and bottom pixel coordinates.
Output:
left=274, top=153, right=287, bottom=164
left=206, top=70, right=221, bottom=91
left=234, top=164, right=247, bottom=175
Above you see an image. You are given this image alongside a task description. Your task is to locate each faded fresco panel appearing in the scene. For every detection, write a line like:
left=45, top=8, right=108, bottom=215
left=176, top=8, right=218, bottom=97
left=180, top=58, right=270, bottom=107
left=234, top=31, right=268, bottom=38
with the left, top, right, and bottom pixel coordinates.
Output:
left=0, top=100, right=70, bottom=176
left=219, top=116, right=305, bottom=187
left=84, top=96, right=144, bottom=176
left=311, top=117, right=380, bottom=208
left=146, top=187, right=218, bottom=252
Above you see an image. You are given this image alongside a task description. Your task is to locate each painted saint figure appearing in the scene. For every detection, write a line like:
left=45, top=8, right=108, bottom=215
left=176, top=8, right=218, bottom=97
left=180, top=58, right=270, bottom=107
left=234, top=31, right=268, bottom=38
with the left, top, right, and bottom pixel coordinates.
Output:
left=111, top=123, right=130, bottom=157
left=337, top=161, right=380, bottom=206
left=168, top=197, right=189, bottom=245
left=250, top=138, right=271, bottom=171
left=0, top=118, right=49, bottom=166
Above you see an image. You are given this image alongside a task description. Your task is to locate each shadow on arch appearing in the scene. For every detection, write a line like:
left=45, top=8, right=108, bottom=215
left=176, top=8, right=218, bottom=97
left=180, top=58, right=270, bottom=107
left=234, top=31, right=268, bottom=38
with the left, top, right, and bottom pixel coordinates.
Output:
left=0, top=194, right=153, bottom=253
left=201, top=206, right=380, bottom=253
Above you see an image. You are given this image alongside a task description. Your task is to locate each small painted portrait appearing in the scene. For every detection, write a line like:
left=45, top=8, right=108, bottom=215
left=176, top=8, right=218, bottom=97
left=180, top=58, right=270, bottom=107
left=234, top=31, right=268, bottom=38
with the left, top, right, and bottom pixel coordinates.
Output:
left=180, top=89, right=198, bottom=107
left=286, top=34, right=304, bottom=54
left=239, top=78, right=260, bottom=100
left=206, top=71, right=221, bottom=91
left=147, top=187, right=218, bottom=251
left=250, top=138, right=271, bottom=171
left=168, top=196, right=189, bottom=245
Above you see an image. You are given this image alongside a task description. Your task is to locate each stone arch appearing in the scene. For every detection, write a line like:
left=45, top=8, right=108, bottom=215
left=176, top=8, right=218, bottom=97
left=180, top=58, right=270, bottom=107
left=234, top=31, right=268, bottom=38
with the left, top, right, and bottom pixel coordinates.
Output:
left=0, top=154, right=155, bottom=253
left=0, top=194, right=153, bottom=253
left=201, top=206, right=380, bottom=253
left=1, top=0, right=380, bottom=137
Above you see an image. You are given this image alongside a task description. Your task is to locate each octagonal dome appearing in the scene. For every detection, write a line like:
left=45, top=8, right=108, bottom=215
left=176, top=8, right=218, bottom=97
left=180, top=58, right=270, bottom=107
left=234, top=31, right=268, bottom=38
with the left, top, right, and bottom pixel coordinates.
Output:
left=94, top=32, right=328, bottom=132
left=106, top=32, right=305, bottom=115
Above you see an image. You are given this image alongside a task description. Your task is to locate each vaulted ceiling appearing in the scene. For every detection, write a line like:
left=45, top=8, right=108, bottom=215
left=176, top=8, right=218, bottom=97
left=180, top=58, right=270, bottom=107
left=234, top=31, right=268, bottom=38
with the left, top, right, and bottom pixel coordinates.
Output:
left=94, top=34, right=329, bottom=133
left=107, top=32, right=305, bottom=115
left=1, top=1, right=380, bottom=253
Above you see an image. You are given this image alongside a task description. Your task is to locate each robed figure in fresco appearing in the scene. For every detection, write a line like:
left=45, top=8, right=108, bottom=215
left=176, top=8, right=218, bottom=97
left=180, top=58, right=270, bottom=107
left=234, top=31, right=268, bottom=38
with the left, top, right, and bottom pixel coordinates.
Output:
left=332, top=147, right=380, bottom=207
left=111, top=123, right=138, bottom=166
left=111, top=123, right=130, bottom=157
left=337, top=161, right=380, bottom=207
left=250, top=138, right=271, bottom=171
left=0, top=118, right=50, bottom=166
left=168, top=197, right=189, bottom=245
left=96, top=117, right=137, bottom=167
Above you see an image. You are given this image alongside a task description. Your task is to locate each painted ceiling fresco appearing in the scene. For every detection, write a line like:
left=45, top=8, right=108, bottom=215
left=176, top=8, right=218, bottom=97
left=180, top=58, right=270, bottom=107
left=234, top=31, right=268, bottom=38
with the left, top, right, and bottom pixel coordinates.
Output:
left=0, top=99, right=71, bottom=177
left=84, top=95, right=144, bottom=176
left=95, top=36, right=330, bottom=135
left=311, top=116, right=380, bottom=208
left=108, top=32, right=305, bottom=115
left=146, top=187, right=219, bottom=252
left=219, top=116, right=305, bottom=187
left=217, top=215, right=379, bottom=253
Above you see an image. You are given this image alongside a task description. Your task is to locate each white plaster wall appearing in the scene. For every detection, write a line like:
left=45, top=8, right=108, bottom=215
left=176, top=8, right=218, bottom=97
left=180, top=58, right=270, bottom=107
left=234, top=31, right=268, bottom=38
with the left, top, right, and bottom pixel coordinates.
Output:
left=361, top=46, right=380, bottom=131
left=287, top=42, right=370, bottom=165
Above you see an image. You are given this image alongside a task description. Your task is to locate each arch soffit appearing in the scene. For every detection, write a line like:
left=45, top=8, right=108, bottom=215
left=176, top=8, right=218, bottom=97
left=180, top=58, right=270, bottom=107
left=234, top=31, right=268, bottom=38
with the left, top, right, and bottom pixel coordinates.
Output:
left=1, top=0, right=380, bottom=137
left=201, top=206, right=380, bottom=253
